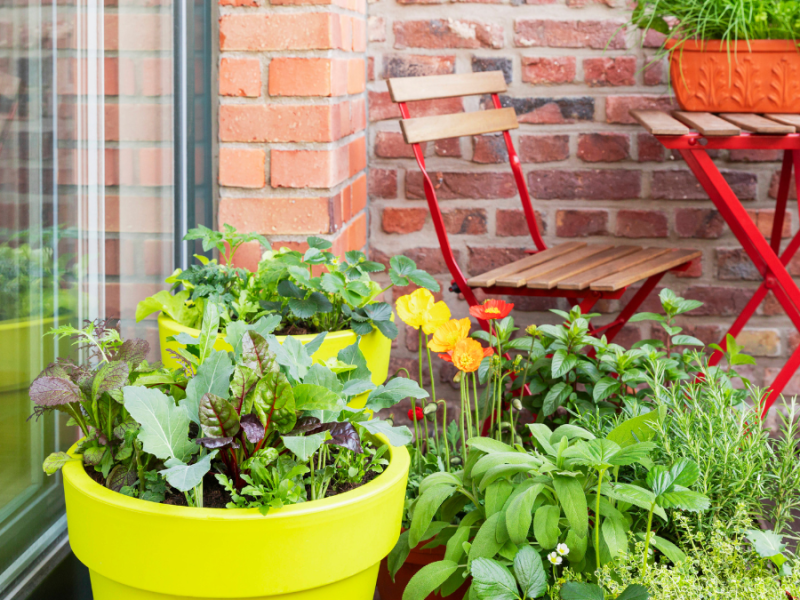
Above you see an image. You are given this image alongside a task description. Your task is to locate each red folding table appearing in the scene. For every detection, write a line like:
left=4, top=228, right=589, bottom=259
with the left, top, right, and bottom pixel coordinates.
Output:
left=634, top=109, right=800, bottom=416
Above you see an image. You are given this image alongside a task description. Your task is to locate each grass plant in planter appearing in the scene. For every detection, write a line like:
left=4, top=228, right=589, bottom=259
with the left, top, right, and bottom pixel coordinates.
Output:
left=137, top=225, right=438, bottom=397
left=32, top=305, right=424, bottom=600
left=630, top=0, right=800, bottom=112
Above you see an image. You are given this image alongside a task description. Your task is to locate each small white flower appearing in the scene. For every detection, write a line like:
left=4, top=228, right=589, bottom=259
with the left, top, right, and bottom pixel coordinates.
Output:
left=556, top=543, right=570, bottom=556
left=547, top=552, right=563, bottom=566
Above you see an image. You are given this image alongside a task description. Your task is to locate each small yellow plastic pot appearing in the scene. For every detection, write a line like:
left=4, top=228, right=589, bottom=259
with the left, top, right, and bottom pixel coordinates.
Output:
left=158, top=315, right=393, bottom=408
left=63, top=436, right=409, bottom=600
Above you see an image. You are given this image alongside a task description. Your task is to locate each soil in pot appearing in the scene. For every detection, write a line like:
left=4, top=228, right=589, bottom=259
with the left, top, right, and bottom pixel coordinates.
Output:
left=376, top=544, right=470, bottom=600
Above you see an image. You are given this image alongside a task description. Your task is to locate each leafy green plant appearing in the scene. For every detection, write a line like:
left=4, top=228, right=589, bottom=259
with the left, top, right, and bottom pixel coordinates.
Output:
left=31, top=320, right=182, bottom=496
left=124, top=302, right=420, bottom=509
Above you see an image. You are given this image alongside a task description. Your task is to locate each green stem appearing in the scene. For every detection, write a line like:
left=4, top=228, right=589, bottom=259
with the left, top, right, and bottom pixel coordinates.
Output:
left=440, top=400, right=450, bottom=471
left=419, top=330, right=430, bottom=451
left=424, top=336, right=439, bottom=452
left=410, top=397, right=422, bottom=474
left=642, top=504, right=656, bottom=576
left=462, top=376, right=473, bottom=442
left=309, top=452, right=316, bottom=501
left=595, top=467, right=606, bottom=574
left=472, top=373, right=481, bottom=435
left=459, top=382, right=467, bottom=465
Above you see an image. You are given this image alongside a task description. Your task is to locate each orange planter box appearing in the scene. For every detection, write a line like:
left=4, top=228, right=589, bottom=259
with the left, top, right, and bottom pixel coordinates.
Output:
left=667, top=39, right=800, bottom=113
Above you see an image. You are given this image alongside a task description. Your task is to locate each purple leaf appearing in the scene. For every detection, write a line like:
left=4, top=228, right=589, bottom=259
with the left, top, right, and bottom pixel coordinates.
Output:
left=38, top=362, right=70, bottom=379
left=29, top=376, right=83, bottom=407
left=113, top=339, right=150, bottom=367
left=290, top=416, right=322, bottom=435
left=93, top=361, right=130, bottom=399
left=196, top=437, right=239, bottom=450
left=241, top=331, right=278, bottom=376
left=312, top=421, right=363, bottom=454
left=240, top=413, right=264, bottom=443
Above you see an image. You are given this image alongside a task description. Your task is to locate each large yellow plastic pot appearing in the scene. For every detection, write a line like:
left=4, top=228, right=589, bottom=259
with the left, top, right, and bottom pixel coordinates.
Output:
left=63, top=436, right=409, bottom=600
left=158, top=315, right=393, bottom=408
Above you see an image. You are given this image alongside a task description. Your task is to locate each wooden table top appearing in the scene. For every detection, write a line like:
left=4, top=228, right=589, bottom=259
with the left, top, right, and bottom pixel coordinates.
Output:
left=630, top=109, right=800, bottom=136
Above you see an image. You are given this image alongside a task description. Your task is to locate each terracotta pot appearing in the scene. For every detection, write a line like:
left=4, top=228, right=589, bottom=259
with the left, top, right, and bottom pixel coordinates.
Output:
left=667, top=39, right=800, bottom=113
left=376, top=544, right=470, bottom=600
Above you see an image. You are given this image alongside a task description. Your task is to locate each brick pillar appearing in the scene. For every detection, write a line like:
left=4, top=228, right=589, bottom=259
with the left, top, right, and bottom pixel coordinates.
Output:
left=218, top=0, right=368, bottom=266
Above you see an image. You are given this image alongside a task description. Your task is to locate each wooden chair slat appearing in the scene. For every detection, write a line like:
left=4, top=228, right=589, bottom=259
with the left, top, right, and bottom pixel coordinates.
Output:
left=400, top=108, right=518, bottom=144
left=763, top=114, right=800, bottom=129
left=527, top=246, right=641, bottom=289
left=387, top=71, right=507, bottom=103
left=719, top=113, right=795, bottom=134
left=589, top=249, right=702, bottom=292
left=496, top=245, right=613, bottom=288
left=466, top=243, right=585, bottom=288
left=672, top=111, right=740, bottom=136
left=630, top=110, right=690, bottom=135
left=557, top=248, right=671, bottom=291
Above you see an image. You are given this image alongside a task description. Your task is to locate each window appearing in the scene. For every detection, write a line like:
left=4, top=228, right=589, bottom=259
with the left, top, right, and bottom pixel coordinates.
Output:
left=0, top=0, right=212, bottom=592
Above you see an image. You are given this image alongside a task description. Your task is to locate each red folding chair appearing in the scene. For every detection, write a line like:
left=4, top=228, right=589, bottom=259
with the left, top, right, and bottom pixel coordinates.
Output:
left=387, top=71, right=699, bottom=337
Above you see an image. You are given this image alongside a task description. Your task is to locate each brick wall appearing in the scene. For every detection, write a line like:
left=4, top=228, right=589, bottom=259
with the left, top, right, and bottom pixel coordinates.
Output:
left=366, top=0, right=800, bottom=402
left=217, top=0, right=369, bottom=262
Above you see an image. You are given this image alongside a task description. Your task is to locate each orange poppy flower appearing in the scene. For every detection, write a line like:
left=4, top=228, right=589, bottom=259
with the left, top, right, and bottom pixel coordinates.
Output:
left=469, top=299, right=514, bottom=321
left=445, top=338, right=494, bottom=373
left=429, top=318, right=471, bottom=353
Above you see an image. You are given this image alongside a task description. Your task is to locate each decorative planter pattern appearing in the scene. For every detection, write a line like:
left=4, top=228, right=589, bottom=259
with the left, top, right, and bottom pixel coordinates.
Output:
left=158, top=314, right=393, bottom=407
left=63, top=436, right=409, bottom=600
left=667, top=40, right=800, bottom=113
left=376, top=544, right=470, bottom=600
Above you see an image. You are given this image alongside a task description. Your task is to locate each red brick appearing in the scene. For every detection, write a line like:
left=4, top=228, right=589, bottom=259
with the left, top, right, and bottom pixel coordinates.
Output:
left=606, top=96, right=675, bottom=124
left=219, top=197, right=334, bottom=234
left=369, top=169, right=397, bottom=199
left=769, top=171, right=797, bottom=199
left=138, top=149, right=173, bottom=186
left=347, top=58, right=365, bottom=94
left=473, top=135, right=508, bottom=164
left=716, top=248, right=761, bottom=281
left=637, top=133, right=665, bottom=162
left=219, top=148, right=265, bottom=189
left=675, top=257, right=703, bottom=278
left=220, top=14, right=343, bottom=51
left=393, top=20, right=503, bottom=50
left=577, top=133, right=629, bottom=162
left=375, top=131, right=419, bottom=158
left=442, top=208, right=487, bottom=234
left=467, top=246, right=527, bottom=276
left=521, top=56, right=576, bottom=84
left=583, top=57, right=636, bottom=87
left=219, top=104, right=347, bottom=143
left=643, top=60, right=665, bottom=86
left=268, top=58, right=347, bottom=97
left=556, top=209, right=608, bottom=237
left=372, top=247, right=456, bottom=275
left=651, top=169, right=757, bottom=200
left=352, top=18, right=366, bottom=52
left=675, top=208, right=726, bottom=239
left=369, top=16, right=386, bottom=43
left=729, top=149, right=783, bottom=162
left=497, top=209, right=546, bottom=236
left=407, top=171, right=516, bottom=199
left=494, top=96, right=594, bottom=125
left=381, top=54, right=455, bottom=78
left=352, top=175, right=367, bottom=214
left=519, top=135, right=570, bottom=163
left=271, top=146, right=349, bottom=188
left=746, top=209, right=792, bottom=239
left=435, top=138, right=461, bottom=157
left=616, top=210, right=667, bottom=238
left=514, top=19, right=626, bottom=49
left=472, top=57, right=513, bottom=83
left=368, top=91, right=463, bottom=122
left=219, top=58, right=261, bottom=97
left=219, top=0, right=259, bottom=7
left=368, top=57, right=375, bottom=81
left=382, top=207, right=427, bottom=233
left=349, top=137, right=367, bottom=177
left=683, top=285, right=753, bottom=316
left=528, top=169, right=641, bottom=200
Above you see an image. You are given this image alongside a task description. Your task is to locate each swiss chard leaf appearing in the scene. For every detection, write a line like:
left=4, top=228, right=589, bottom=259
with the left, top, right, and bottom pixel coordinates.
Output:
left=199, top=393, right=241, bottom=438
left=253, top=371, right=296, bottom=434
left=181, top=350, right=235, bottom=425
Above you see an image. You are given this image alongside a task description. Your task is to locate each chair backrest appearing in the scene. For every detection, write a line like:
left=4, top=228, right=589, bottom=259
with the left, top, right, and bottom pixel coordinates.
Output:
left=387, top=71, right=546, bottom=261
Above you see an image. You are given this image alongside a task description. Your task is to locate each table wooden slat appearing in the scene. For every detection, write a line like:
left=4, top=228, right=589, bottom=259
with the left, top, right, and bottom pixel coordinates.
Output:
left=630, top=110, right=691, bottom=135
left=763, top=114, right=800, bottom=129
left=719, top=113, right=795, bottom=134
left=589, top=249, right=702, bottom=292
left=557, top=248, right=670, bottom=291
left=672, top=111, right=741, bottom=136
left=466, top=243, right=585, bottom=288
left=496, top=245, right=612, bottom=288
left=527, top=246, right=640, bottom=289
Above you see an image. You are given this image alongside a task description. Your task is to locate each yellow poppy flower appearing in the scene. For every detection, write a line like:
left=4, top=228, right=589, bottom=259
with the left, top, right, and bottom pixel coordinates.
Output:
left=429, top=318, right=471, bottom=352
left=396, top=288, right=451, bottom=333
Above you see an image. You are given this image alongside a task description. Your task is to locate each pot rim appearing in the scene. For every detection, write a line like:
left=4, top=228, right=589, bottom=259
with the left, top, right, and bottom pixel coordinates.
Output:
left=158, top=313, right=361, bottom=343
left=63, top=433, right=409, bottom=521
left=666, top=38, right=800, bottom=52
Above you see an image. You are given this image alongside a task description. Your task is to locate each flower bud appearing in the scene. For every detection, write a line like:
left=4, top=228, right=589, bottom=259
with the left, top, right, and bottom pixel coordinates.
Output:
left=423, top=403, right=438, bottom=415
left=525, top=324, right=538, bottom=336
left=512, top=398, right=523, bottom=411
left=449, top=456, right=462, bottom=466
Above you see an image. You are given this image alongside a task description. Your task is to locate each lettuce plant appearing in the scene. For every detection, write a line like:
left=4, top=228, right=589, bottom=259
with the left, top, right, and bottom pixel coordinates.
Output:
left=136, top=225, right=438, bottom=340
left=123, top=302, right=422, bottom=510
